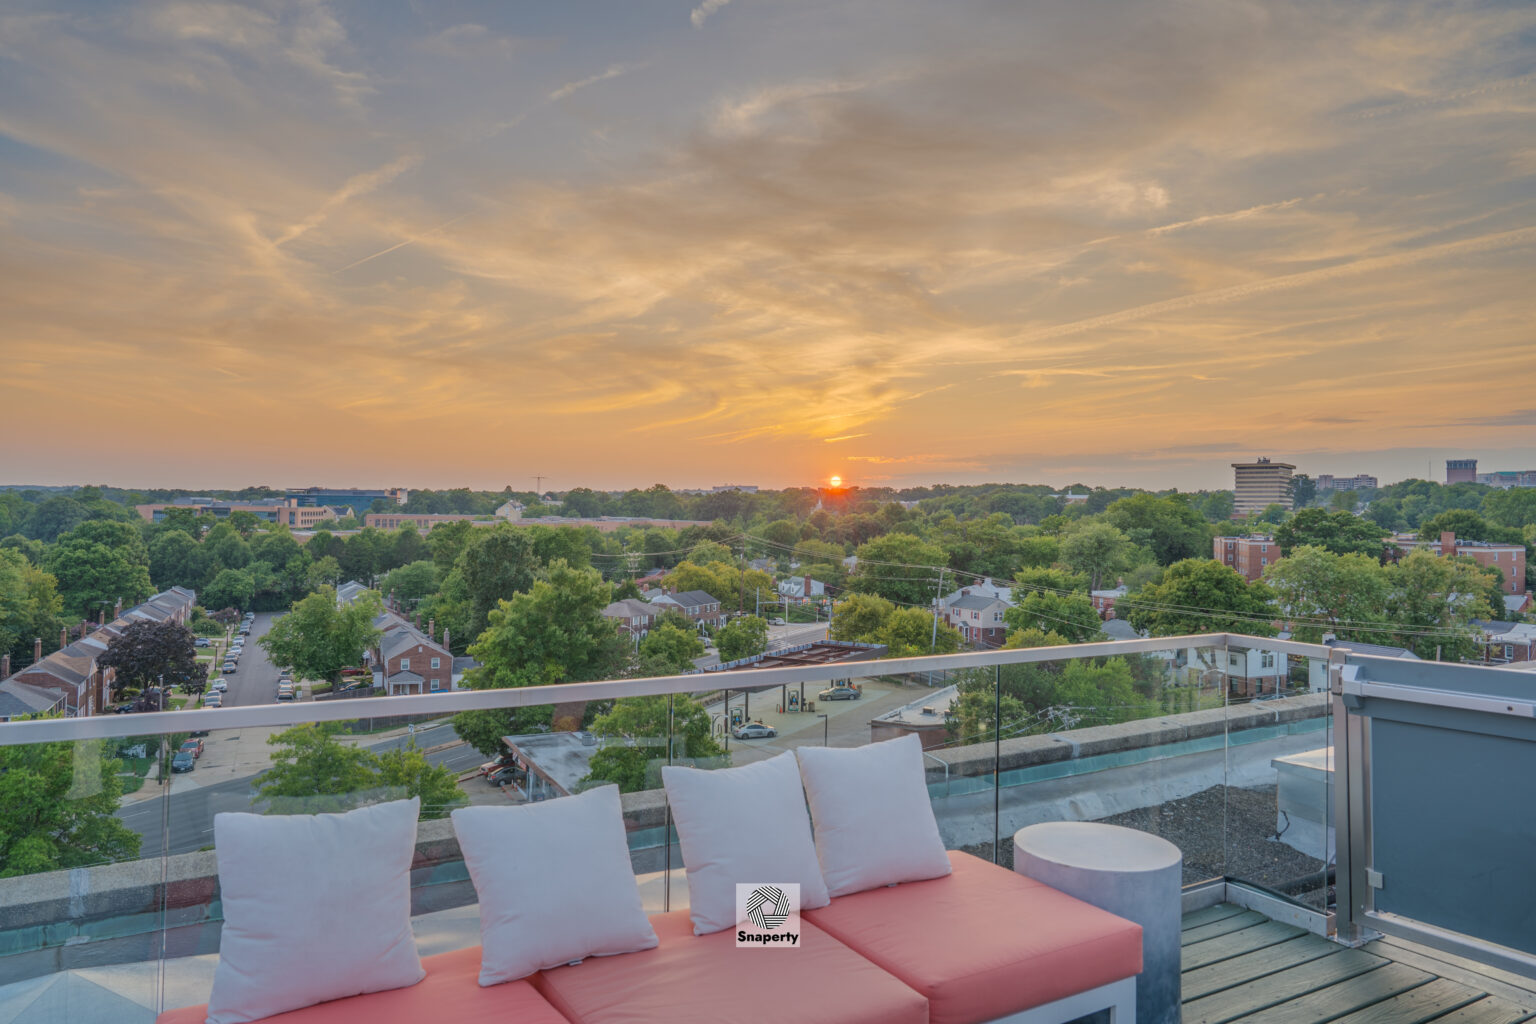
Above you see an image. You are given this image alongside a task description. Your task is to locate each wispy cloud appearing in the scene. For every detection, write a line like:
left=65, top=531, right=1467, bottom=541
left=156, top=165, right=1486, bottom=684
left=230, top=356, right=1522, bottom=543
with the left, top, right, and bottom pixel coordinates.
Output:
left=549, top=63, right=639, bottom=101
left=690, top=0, right=732, bottom=29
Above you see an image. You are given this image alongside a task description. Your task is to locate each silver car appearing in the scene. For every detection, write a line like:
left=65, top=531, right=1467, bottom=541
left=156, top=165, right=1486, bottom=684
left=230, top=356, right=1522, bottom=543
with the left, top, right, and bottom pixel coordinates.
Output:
left=732, top=722, right=778, bottom=739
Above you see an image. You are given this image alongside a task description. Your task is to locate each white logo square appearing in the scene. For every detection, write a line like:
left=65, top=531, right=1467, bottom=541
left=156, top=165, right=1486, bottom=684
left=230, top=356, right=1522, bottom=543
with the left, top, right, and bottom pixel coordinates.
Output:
left=735, top=882, right=802, bottom=948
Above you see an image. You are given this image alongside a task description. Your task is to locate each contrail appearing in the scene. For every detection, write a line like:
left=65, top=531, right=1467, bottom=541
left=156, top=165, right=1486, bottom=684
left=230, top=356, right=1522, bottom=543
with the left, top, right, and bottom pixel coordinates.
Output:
left=332, top=215, right=465, bottom=275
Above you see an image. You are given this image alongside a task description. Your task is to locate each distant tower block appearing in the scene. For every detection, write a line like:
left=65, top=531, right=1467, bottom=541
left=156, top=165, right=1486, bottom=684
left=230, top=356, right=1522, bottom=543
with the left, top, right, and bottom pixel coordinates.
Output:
left=1231, top=458, right=1295, bottom=518
left=1446, top=459, right=1478, bottom=485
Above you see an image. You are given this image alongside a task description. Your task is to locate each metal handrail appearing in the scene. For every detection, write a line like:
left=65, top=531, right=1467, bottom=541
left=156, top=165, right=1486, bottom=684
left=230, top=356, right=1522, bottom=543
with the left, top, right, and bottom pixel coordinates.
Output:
left=0, top=632, right=1322, bottom=745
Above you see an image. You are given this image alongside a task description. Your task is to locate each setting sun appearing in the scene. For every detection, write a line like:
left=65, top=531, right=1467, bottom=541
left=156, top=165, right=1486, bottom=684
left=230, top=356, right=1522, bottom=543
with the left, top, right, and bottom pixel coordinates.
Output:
left=829, top=476, right=843, bottom=488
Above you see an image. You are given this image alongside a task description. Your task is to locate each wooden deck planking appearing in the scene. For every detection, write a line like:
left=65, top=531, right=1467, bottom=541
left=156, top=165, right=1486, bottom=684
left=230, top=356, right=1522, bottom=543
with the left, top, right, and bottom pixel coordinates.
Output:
left=1182, top=911, right=1274, bottom=946
left=1182, top=935, right=1345, bottom=1002
left=1183, top=949, right=1388, bottom=1024
left=1321, top=978, right=1488, bottom=1024
left=1185, top=904, right=1257, bottom=931
left=1184, top=921, right=1309, bottom=971
left=1230, top=962, right=1435, bottom=1024
left=1426, top=996, right=1536, bottom=1024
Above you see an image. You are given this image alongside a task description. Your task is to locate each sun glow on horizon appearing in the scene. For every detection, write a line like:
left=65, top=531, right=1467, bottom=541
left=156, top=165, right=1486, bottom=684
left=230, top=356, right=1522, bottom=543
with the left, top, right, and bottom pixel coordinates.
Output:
left=829, top=475, right=842, bottom=488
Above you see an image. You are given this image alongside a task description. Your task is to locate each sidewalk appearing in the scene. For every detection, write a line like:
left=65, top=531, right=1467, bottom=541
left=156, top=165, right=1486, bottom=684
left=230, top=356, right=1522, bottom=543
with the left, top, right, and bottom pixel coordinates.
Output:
left=706, top=677, right=934, bottom=763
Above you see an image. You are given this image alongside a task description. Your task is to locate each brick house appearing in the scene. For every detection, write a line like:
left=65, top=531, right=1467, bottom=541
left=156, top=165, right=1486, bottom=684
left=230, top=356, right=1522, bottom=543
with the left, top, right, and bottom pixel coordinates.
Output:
left=602, top=598, right=659, bottom=637
left=1091, top=585, right=1128, bottom=620
left=648, top=590, right=723, bottom=628
left=370, top=614, right=453, bottom=695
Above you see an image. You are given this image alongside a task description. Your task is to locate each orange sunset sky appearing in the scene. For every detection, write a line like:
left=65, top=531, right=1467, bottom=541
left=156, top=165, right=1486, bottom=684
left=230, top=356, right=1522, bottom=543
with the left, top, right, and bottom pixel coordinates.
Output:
left=2, top=0, right=1534, bottom=492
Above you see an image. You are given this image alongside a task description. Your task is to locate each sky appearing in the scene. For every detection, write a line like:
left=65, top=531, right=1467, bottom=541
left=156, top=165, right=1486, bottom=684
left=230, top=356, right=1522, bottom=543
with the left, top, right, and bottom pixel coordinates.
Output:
left=1, top=0, right=1534, bottom=494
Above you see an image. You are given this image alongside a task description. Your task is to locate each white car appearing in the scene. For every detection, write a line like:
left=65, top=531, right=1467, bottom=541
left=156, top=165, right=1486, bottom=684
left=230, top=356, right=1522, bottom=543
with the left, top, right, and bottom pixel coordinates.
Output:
left=210, top=680, right=228, bottom=693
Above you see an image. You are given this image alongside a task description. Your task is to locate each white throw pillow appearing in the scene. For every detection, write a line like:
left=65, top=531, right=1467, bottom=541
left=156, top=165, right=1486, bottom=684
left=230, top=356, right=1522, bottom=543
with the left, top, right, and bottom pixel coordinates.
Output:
left=662, top=750, right=830, bottom=934
left=451, top=785, right=658, bottom=985
left=796, top=734, right=951, bottom=897
left=206, top=798, right=425, bottom=1024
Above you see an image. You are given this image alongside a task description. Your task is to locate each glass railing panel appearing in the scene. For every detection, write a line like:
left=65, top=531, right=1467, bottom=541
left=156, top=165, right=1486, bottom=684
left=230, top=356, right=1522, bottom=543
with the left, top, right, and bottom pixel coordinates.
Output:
left=0, top=734, right=169, bottom=1023
left=1217, top=641, right=1332, bottom=904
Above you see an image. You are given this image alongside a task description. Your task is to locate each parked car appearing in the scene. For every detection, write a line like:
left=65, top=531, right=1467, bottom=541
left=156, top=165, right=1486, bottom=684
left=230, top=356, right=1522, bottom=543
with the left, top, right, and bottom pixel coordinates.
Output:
left=221, top=660, right=237, bottom=673
left=171, top=751, right=196, bottom=773
left=201, top=695, right=222, bottom=708
left=210, top=679, right=228, bottom=693
left=478, top=755, right=517, bottom=777
left=110, top=702, right=135, bottom=714
left=180, top=738, right=204, bottom=759
left=486, top=765, right=518, bottom=786
left=818, top=684, right=861, bottom=701
left=732, top=722, right=778, bottom=739
left=770, top=617, right=787, bottom=626
left=239, top=626, right=251, bottom=636
left=195, top=638, right=211, bottom=648
left=275, top=691, right=295, bottom=702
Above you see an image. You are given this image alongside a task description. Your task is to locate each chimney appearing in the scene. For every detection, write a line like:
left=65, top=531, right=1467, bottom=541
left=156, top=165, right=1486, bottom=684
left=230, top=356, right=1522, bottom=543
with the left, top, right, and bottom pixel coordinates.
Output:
left=114, top=597, right=122, bottom=618
left=99, top=608, right=106, bottom=624
left=34, top=638, right=42, bottom=665
left=804, top=575, right=811, bottom=598
left=61, top=627, right=68, bottom=650
left=0, top=654, right=9, bottom=680
left=442, top=629, right=450, bottom=651
left=1441, top=532, right=1457, bottom=557
left=415, top=611, right=422, bottom=629
left=428, top=618, right=435, bottom=643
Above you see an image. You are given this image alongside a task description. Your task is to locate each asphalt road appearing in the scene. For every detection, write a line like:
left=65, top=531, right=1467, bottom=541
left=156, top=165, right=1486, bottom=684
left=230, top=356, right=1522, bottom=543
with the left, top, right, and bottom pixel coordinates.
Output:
left=219, top=611, right=282, bottom=707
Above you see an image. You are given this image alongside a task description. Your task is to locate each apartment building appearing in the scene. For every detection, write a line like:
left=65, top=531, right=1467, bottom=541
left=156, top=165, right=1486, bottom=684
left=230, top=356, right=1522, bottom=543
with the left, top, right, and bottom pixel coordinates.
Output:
left=1231, top=458, right=1295, bottom=517
left=1213, top=534, right=1282, bottom=582
left=1445, top=459, right=1479, bottom=484
left=601, top=598, right=659, bottom=637
left=647, top=590, right=723, bottom=627
left=1391, top=532, right=1527, bottom=595
left=136, top=498, right=338, bottom=528
left=1315, top=474, right=1378, bottom=491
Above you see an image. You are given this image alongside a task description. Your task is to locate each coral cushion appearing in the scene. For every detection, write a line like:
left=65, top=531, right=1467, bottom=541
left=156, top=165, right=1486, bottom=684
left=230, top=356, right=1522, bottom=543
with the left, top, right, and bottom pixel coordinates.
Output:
left=531, top=910, right=927, bottom=1024
left=156, top=947, right=569, bottom=1024
left=804, top=851, right=1143, bottom=1024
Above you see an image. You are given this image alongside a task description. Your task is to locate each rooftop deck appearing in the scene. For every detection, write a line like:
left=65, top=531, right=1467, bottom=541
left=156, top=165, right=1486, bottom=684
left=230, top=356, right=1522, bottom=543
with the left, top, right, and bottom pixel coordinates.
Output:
left=1182, top=905, right=1536, bottom=1024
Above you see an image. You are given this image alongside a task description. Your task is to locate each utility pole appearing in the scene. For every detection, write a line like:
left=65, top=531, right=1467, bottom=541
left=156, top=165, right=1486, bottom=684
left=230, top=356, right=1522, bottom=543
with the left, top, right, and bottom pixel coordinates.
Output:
left=930, top=567, right=946, bottom=652
left=532, top=475, right=548, bottom=495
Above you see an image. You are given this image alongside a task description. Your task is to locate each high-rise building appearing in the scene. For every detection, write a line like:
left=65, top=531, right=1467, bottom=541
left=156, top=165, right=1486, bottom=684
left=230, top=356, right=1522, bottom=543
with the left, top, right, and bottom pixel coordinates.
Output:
left=1231, top=459, right=1295, bottom=518
left=1446, top=459, right=1478, bottom=485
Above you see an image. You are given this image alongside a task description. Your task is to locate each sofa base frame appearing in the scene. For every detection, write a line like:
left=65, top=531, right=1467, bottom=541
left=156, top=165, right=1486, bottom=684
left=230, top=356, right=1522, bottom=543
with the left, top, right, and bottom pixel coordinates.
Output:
left=984, top=975, right=1136, bottom=1024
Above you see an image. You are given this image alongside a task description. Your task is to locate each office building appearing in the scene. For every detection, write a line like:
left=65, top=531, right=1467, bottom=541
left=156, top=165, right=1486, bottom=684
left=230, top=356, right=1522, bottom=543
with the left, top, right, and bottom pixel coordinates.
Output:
left=1230, top=459, right=1295, bottom=517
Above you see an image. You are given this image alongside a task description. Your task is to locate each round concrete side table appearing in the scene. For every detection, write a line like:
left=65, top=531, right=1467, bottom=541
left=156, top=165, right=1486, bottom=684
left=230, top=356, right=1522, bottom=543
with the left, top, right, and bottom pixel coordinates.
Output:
left=1014, top=822, right=1183, bottom=1024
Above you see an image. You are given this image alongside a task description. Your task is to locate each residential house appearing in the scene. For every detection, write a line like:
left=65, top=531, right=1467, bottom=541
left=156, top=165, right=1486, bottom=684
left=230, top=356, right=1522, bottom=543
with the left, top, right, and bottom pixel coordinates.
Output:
left=777, top=576, right=826, bottom=603
left=369, top=613, right=454, bottom=695
left=602, top=598, right=659, bottom=637
left=1505, top=593, right=1532, bottom=617
left=648, top=590, right=723, bottom=628
left=1475, top=621, right=1536, bottom=664
left=944, top=593, right=1010, bottom=648
left=1091, top=585, right=1128, bottom=620
left=938, top=577, right=1013, bottom=609
left=0, top=679, right=64, bottom=722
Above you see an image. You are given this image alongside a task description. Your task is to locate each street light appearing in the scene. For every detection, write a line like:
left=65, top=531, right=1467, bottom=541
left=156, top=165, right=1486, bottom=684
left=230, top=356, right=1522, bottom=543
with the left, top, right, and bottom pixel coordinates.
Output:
left=817, top=713, right=829, bottom=747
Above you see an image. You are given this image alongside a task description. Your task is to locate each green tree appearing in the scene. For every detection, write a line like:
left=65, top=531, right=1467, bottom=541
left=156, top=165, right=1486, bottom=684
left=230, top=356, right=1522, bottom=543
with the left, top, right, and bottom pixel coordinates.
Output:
left=25, top=496, right=88, bottom=543
left=1274, top=508, right=1389, bottom=558
left=1418, top=510, right=1519, bottom=544
left=637, top=621, right=704, bottom=675
left=1005, top=591, right=1103, bottom=643
left=849, top=534, right=949, bottom=606
left=0, top=738, right=142, bottom=877
left=1482, top=488, right=1536, bottom=529
left=148, top=529, right=207, bottom=590
left=454, top=561, right=629, bottom=753
left=1059, top=521, right=1133, bottom=592
left=374, top=742, right=469, bottom=819
left=46, top=521, right=153, bottom=619
left=828, top=593, right=895, bottom=641
left=1383, top=550, right=1499, bottom=660
left=582, top=695, right=725, bottom=792
left=260, top=587, right=384, bottom=683
left=1102, top=494, right=1210, bottom=565
left=379, top=560, right=440, bottom=606
left=201, top=568, right=255, bottom=611
left=716, top=615, right=769, bottom=661
left=98, top=620, right=204, bottom=697
left=1126, top=559, right=1276, bottom=637
left=202, top=522, right=252, bottom=572
left=307, top=555, right=343, bottom=590
left=257, top=723, right=388, bottom=814
left=1262, top=546, right=1389, bottom=643
left=0, top=549, right=63, bottom=664
left=877, top=606, right=962, bottom=657
left=455, top=526, right=540, bottom=636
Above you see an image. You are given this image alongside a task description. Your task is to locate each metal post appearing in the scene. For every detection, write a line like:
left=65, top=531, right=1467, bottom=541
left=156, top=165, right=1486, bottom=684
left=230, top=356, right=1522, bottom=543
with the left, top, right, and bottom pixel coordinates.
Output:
left=817, top=713, right=828, bottom=746
left=1329, top=645, right=1367, bottom=943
